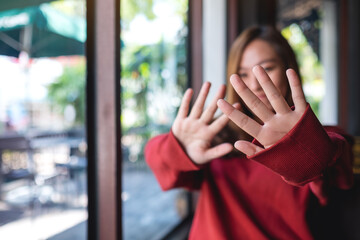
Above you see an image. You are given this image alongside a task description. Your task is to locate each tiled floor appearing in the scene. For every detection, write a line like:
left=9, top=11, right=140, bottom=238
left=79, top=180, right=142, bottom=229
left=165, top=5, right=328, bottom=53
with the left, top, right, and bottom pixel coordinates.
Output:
left=0, top=165, right=186, bottom=240
left=122, top=169, right=184, bottom=240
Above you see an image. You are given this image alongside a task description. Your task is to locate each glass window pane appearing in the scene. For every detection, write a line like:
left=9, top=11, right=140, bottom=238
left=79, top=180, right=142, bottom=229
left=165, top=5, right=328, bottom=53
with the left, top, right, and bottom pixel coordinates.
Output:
left=277, top=0, right=333, bottom=123
left=0, top=1, right=87, bottom=239
left=121, top=0, right=189, bottom=239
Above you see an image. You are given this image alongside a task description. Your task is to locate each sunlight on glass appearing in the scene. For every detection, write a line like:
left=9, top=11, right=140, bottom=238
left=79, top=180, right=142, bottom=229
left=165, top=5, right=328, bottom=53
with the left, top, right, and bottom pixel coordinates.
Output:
left=281, top=23, right=324, bottom=116
left=121, top=0, right=189, bottom=239
left=0, top=0, right=87, bottom=239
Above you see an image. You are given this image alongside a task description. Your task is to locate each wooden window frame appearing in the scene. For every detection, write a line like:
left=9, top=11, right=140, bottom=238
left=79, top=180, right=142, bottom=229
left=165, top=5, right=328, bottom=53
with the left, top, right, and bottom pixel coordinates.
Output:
left=86, top=0, right=121, bottom=239
left=85, top=0, right=203, bottom=239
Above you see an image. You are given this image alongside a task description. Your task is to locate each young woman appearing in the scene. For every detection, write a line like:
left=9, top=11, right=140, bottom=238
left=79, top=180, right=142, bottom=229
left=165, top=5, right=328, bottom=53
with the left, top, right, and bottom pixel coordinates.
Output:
left=145, top=25, right=354, bottom=239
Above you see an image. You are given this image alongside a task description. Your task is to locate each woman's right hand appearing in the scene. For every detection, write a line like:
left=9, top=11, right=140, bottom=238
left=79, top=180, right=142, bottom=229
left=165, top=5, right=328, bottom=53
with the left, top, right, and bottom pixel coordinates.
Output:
left=172, top=82, right=235, bottom=165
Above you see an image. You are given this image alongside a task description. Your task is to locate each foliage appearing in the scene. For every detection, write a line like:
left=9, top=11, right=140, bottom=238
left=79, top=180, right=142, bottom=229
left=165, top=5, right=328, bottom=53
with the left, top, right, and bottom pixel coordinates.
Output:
left=121, top=0, right=155, bottom=29
left=50, top=0, right=86, bottom=18
left=121, top=35, right=188, bottom=133
left=47, top=59, right=86, bottom=126
left=121, top=0, right=188, bottom=29
left=121, top=0, right=188, bottom=136
left=281, top=23, right=323, bottom=117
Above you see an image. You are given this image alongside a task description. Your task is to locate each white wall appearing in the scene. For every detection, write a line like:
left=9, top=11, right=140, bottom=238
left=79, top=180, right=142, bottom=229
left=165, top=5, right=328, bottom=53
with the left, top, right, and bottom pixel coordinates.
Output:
left=319, top=1, right=338, bottom=125
left=203, top=0, right=227, bottom=107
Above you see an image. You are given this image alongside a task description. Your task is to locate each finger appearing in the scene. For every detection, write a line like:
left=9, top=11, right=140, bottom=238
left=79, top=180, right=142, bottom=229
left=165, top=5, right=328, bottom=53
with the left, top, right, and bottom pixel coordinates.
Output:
left=229, top=74, right=274, bottom=122
left=203, top=143, right=233, bottom=160
left=209, top=113, right=230, bottom=135
left=209, top=102, right=241, bottom=134
left=252, top=65, right=291, bottom=114
left=233, top=102, right=242, bottom=110
left=177, top=88, right=193, bottom=118
left=201, top=84, right=226, bottom=123
left=189, top=82, right=211, bottom=119
left=217, top=99, right=262, bottom=138
left=286, top=69, right=307, bottom=112
left=234, top=140, right=264, bottom=156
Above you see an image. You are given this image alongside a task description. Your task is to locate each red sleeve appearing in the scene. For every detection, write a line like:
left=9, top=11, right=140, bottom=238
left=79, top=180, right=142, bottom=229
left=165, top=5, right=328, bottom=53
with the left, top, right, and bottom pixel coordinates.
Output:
left=144, top=130, right=204, bottom=191
left=248, top=105, right=354, bottom=190
left=308, top=126, right=354, bottom=205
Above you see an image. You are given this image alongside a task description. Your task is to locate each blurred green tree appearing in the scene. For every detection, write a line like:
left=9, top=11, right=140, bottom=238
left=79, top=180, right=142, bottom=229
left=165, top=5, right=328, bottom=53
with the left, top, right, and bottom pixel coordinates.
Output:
left=282, top=23, right=323, bottom=117
left=47, top=59, right=86, bottom=126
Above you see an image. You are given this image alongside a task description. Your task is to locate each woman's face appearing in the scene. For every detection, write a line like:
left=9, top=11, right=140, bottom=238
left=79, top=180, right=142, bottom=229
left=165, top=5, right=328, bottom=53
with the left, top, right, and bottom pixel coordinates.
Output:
left=238, top=39, right=289, bottom=110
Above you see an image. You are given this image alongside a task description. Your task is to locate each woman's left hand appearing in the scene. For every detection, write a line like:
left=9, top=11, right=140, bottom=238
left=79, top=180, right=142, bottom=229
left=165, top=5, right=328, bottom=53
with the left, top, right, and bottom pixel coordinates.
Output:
left=217, top=66, right=307, bottom=156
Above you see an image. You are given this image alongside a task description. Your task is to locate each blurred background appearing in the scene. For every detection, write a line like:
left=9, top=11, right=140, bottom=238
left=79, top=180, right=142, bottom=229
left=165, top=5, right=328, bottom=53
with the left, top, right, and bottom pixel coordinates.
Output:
left=0, top=0, right=360, bottom=239
left=0, top=1, right=88, bottom=239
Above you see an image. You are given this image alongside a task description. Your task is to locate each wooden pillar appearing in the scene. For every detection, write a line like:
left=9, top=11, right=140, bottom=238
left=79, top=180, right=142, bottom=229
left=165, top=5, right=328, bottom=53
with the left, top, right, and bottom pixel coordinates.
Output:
left=188, top=0, right=203, bottom=97
left=86, top=0, right=122, bottom=238
left=226, top=0, right=277, bottom=51
left=338, top=0, right=349, bottom=129
left=346, top=0, right=360, bottom=135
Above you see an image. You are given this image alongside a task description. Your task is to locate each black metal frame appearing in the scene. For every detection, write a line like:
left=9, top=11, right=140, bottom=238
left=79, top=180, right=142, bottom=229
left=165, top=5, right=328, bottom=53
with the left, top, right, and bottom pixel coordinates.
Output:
left=85, top=0, right=98, bottom=238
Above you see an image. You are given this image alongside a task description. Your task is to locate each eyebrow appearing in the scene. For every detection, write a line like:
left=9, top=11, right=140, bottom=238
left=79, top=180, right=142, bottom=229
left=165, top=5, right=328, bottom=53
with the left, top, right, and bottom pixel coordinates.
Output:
left=238, top=58, right=278, bottom=70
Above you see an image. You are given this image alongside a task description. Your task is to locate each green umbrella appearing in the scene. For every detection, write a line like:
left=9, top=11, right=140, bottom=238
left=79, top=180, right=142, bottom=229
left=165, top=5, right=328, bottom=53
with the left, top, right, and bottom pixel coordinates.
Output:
left=0, top=4, right=86, bottom=58
left=0, top=0, right=55, bottom=12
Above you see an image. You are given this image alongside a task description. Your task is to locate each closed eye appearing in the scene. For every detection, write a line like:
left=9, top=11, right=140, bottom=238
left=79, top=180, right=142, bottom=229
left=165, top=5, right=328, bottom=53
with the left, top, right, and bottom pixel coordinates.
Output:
left=263, top=66, right=275, bottom=72
left=238, top=73, right=247, bottom=78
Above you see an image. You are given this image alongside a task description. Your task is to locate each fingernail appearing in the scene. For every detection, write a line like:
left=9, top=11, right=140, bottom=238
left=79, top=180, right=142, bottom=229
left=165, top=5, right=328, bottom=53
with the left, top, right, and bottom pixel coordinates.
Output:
left=202, top=82, right=211, bottom=88
left=232, top=102, right=240, bottom=108
left=217, top=99, right=227, bottom=108
left=252, top=65, right=261, bottom=72
left=230, top=74, right=238, bottom=84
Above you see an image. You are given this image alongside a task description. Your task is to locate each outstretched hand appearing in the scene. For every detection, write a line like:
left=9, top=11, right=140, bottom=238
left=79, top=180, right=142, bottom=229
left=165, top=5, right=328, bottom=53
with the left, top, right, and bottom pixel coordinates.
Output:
left=217, top=66, right=307, bottom=156
left=172, top=82, right=238, bottom=165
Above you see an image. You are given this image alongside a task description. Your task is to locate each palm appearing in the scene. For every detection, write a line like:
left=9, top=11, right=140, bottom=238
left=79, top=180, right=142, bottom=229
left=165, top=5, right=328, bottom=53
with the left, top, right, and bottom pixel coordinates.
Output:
left=172, top=83, right=234, bottom=165
left=173, top=119, right=216, bottom=162
left=218, top=66, right=307, bottom=155
left=256, top=111, right=303, bottom=148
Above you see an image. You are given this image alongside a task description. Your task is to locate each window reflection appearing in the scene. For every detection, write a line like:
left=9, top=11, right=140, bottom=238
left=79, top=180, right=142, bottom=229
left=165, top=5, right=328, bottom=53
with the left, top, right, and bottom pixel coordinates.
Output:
left=121, top=0, right=189, bottom=239
left=277, top=0, right=325, bottom=119
left=0, top=1, right=87, bottom=239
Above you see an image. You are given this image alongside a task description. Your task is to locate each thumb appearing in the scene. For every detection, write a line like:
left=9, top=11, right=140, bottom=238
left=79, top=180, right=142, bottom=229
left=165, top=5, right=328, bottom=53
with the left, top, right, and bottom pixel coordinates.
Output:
left=203, top=143, right=233, bottom=161
left=234, top=140, right=264, bottom=156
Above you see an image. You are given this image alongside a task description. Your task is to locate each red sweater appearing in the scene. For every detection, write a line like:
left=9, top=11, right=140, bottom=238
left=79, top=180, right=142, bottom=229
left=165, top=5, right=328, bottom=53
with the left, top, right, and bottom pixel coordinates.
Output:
left=145, top=106, right=353, bottom=240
